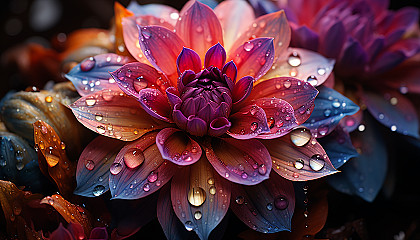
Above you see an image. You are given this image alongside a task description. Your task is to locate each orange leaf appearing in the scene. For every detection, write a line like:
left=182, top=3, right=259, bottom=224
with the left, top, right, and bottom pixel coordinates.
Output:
left=114, top=2, right=134, bottom=56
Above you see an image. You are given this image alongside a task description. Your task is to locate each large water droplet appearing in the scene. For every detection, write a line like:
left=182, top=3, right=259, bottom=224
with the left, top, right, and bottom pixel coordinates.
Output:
left=306, top=75, right=318, bottom=86
left=209, top=186, right=216, bottom=195
left=188, top=187, right=206, bottom=207
left=309, top=154, right=325, bottom=171
left=123, top=148, right=145, bottom=169
left=250, top=122, right=258, bottom=132
left=148, top=172, right=158, bottom=183
left=95, top=114, right=103, bottom=121
left=236, top=196, right=244, bottom=204
left=96, top=125, right=106, bottom=134
left=258, top=164, right=267, bottom=175
left=287, top=52, right=301, bottom=67
left=80, top=57, right=96, bottom=72
left=244, top=41, right=254, bottom=51
left=134, top=77, right=148, bottom=92
left=45, top=153, right=59, bottom=167
left=184, top=221, right=194, bottom=231
left=93, top=185, right=105, bottom=196
left=142, top=29, right=152, bottom=39
left=317, top=67, right=326, bottom=75
left=110, top=163, right=123, bottom=175
left=143, top=183, right=150, bottom=192
left=294, top=159, right=304, bottom=170
left=85, top=160, right=95, bottom=171
left=86, top=99, right=96, bottom=106
left=274, top=196, right=288, bottom=210
left=332, top=99, right=340, bottom=108
left=267, top=117, right=275, bottom=129
left=194, top=211, right=202, bottom=220
left=283, top=80, right=291, bottom=88
left=290, top=128, right=311, bottom=147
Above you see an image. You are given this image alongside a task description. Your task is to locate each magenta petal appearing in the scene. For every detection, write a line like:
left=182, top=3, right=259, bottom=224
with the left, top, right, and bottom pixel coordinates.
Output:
left=186, top=117, right=207, bottom=136
left=138, top=88, right=173, bottom=122
left=166, top=87, right=182, bottom=108
left=248, top=77, right=318, bottom=124
left=230, top=172, right=295, bottom=233
left=232, top=76, right=254, bottom=104
left=176, top=1, right=224, bottom=60
left=253, top=98, right=298, bottom=139
left=208, top=117, right=231, bottom=137
left=49, top=223, right=73, bottom=240
left=89, top=227, right=108, bottom=240
left=205, top=137, right=272, bottom=185
left=156, top=128, right=202, bottom=166
left=228, top=104, right=270, bottom=139
left=319, top=20, right=346, bottom=59
left=204, top=43, right=227, bottom=69
left=173, top=105, right=188, bottom=130
left=109, top=131, right=176, bottom=199
left=230, top=37, right=275, bottom=81
left=222, top=60, right=238, bottom=83
left=111, top=62, right=170, bottom=98
left=290, top=24, right=319, bottom=52
left=176, top=47, right=202, bottom=75
left=171, top=159, right=231, bottom=240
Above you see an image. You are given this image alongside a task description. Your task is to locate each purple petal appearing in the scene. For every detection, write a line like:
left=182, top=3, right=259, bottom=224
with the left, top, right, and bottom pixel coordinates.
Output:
left=335, top=38, right=368, bottom=76
left=232, top=76, right=253, bottom=104
left=166, top=87, right=182, bottom=108
left=228, top=104, right=270, bottom=139
left=186, top=116, right=207, bottom=136
left=89, top=227, right=108, bottom=240
left=156, top=128, right=202, bottom=166
left=49, top=223, right=73, bottom=240
left=138, top=88, right=173, bottom=122
left=290, top=24, right=319, bottom=52
left=222, top=60, right=238, bottom=83
left=208, top=117, right=231, bottom=137
left=205, top=137, right=272, bottom=185
left=204, top=43, right=226, bottom=69
left=230, top=172, right=295, bottom=232
left=319, top=20, right=346, bottom=59
left=65, top=54, right=133, bottom=96
left=176, top=47, right=202, bottom=75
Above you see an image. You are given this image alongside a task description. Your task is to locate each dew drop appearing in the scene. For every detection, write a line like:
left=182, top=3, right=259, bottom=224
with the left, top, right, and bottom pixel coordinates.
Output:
left=317, top=67, right=326, bottom=75
left=294, top=159, right=304, bottom=170
left=96, top=125, right=106, bottom=134
left=235, top=196, right=244, bottom=204
left=207, top=178, right=214, bottom=185
left=86, top=99, right=96, bottom=106
left=323, top=109, right=331, bottom=117
left=250, top=122, right=258, bottom=132
left=209, top=186, right=216, bottom=195
left=287, top=52, right=301, bottom=67
left=95, top=114, right=103, bottom=121
left=134, top=77, right=148, bottom=92
left=358, top=124, right=365, bottom=132
left=306, top=75, right=318, bottom=86
left=390, top=97, right=398, bottom=105
left=196, top=25, right=203, bottom=33
left=80, top=57, right=96, bottom=72
left=123, top=148, right=145, bottom=169
left=184, top=221, right=194, bottom=231
left=188, top=187, right=206, bottom=206
left=110, top=163, right=123, bottom=175
left=45, top=95, right=53, bottom=103
left=243, top=41, right=254, bottom=51
left=290, top=128, right=311, bottom=146
left=267, top=117, right=275, bottom=129
left=266, top=202, right=273, bottom=211
left=194, top=211, right=202, bottom=220
left=85, top=160, right=95, bottom=171
left=390, top=125, right=397, bottom=131
left=283, top=80, right=291, bottom=88
left=332, top=100, right=340, bottom=108
left=275, top=80, right=282, bottom=89
left=143, top=183, right=150, bottom=192
left=16, top=162, right=24, bottom=170
left=309, top=154, right=325, bottom=171
left=241, top=172, right=248, bottom=179
left=142, top=29, right=151, bottom=39
left=317, top=125, right=329, bottom=136
left=258, top=164, right=267, bottom=175
left=274, top=196, right=288, bottom=210
left=92, top=185, right=105, bottom=196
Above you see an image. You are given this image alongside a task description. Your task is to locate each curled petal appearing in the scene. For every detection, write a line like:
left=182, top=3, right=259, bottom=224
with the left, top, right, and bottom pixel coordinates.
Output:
left=230, top=172, right=295, bottom=233
left=74, top=136, right=125, bottom=197
left=65, top=54, right=133, bottom=96
left=232, top=76, right=254, bottom=104
left=138, top=88, right=173, bottom=122
left=248, top=77, right=318, bottom=125
left=111, top=62, right=170, bottom=99
left=205, top=137, right=272, bottom=185
left=176, top=1, right=224, bottom=60
left=138, top=26, right=185, bottom=84
left=70, top=90, right=166, bottom=141
left=263, top=133, right=338, bottom=181
left=222, top=60, right=238, bottom=83
left=171, top=158, right=231, bottom=240
left=303, top=86, right=360, bottom=138
left=204, top=43, right=227, bottom=69
left=228, top=104, right=270, bottom=139
left=229, top=37, right=275, bottom=81
left=208, top=117, right=231, bottom=137
left=156, top=128, right=202, bottom=166
left=263, top=48, right=335, bottom=87
left=166, top=87, right=182, bottom=108
left=109, top=132, right=177, bottom=199
left=177, top=47, right=202, bottom=74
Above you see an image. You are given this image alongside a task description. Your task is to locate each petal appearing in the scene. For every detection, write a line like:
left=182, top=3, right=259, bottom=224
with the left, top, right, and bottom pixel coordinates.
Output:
left=263, top=133, right=338, bottom=181
left=109, top=132, right=177, bottom=199
left=319, top=20, right=346, bottom=59
left=166, top=87, right=182, bottom=108
left=49, top=223, right=74, bottom=240
left=208, top=117, right=231, bottom=137
left=171, top=158, right=231, bottom=240
left=204, top=43, right=226, bottom=69
left=176, top=47, right=202, bottom=74
left=290, top=24, right=319, bottom=52
left=262, top=48, right=335, bottom=87
left=328, top=113, right=387, bottom=202
left=214, top=0, right=255, bottom=52
left=70, top=90, right=166, bottom=141
left=66, top=223, right=86, bottom=240
left=252, top=98, right=298, bottom=139
left=127, top=2, right=180, bottom=26
left=222, top=60, right=238, bottom=82
left=186, top=117, right=208, bottom=136
left=114, top=2, right=134, bottom=56
left=205, top=137, right=272, bottom=185
left=65, top=54, right=133, bottom=96
left=175, top=1, right=224, bottom=61
left=89, top=227, right=108, bottom=240
left=318, top=126, right=359, bottom=169
left=156, top=128, right=202, bottom=166
left=74, top=136, right=125, bottom=197
left=232, top=76, right=254, bottom=104
left=231, top=10, right=290, bottom=61
left=335, top=38, right=368, bottom=77
left=229, top=37, right=275, bottom=81
left=228, top=104, right=270, bottom=139
left=138, top=88, right=173, bottom=122
left=362, top=89, right=419, bottom=138
left=302, top=86, right=360, bottom=138
left=111, top=62, right=170, bottom=99
left=138, top=26, right=185, bottom=84
left=230, top=172, right=295, bottom=233
left=248, top=77, right=318, bottom=125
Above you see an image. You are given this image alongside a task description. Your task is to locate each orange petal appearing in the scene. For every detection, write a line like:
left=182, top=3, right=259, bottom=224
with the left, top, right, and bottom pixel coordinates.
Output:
left=114, top=2, right=134, bottom=56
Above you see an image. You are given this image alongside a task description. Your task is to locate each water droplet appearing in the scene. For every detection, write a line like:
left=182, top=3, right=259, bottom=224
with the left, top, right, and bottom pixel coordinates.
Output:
left=250, top=122, right=258, bottom=131
left=96, top=125, right=106, bottom=134
left=80, top=57, right=96, bottom=72
left=45, top=153, right=59, bottom=167
left=358, top=124, right=365, bottom=132
left=390, top=125, right=397, bottom=131
left=317, top=67, right=326, bottom=75
left=85, top=160, right=95, bottom=171
left=123, top=148, right=145, bottom=169
left=249, top=106, right=258, bottom=115
left=241, top=172, right=248, bottom=179
left=194, top=211, right=202, bottom=220
left=93, top=185, right=105, bottom=196
left=110, top=163, right=123, bottom=175
left=106, top=56, right=111, bottom=62
left=142, top=29, right=151, bottom=39
left=275, top=80, right=282, bottom=89
left=188, top=187, right=206, bottom=206
left=209, top=186, right=216, bottom=195
left=207, top=178, right=214, bottom=185
left=400, top=86, right=408, bottom=94
left=267, top=117, right=275, bottom=129
left=294, top=159, right=304, bottom=170
left=306, top=75, right=318, bottom=86
left=86, top=99, right=96, bottom=106
left=258, top=164, right=267, bottom=175
left=309, top=154, right=325, bottom=171
left=283, top=80, right=291, bottom=88
left=390, top=97, right=398, bottom=105
left=95, top=114, right=103, bottom=121
left=236, top=196, right=244, bottom=204
left=287, top=52, right=301, bottom=67
left=184, top=221, right=194, bottom=231
left=323, top=109, right=331, bottom=117
left=134, top=77, right=148, bottom=92
left=45, top=95, right=53, bottom=103
left=16, top=162, right=24, bottom=170
left=244, top=41, right=254, bottom=51
left=274, top=196, right=288, bottom=210
left=147, top=171, right=158, bottom=182
left=196, top=25, right=203, bottom=33
left=290, top=128, right=311, bottom=146
left=266, top=202, right=273, bottom=211
left=225, top=172, right=230, bottom=178
left=332, top=99, right=340, bottom=108
left=318, top=125, right=329, bottom=136
left=143, top=183, right=150, bottom=192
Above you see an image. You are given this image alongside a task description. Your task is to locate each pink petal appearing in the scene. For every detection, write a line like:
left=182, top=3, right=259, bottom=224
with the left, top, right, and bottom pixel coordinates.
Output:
left=109, top=131, right=177, bottom=199
left=138, top=26, right=185, bottom=85
left=230, top=172, right=295, bottom=232
left=214, top=0, right=255, bottom=52
left=205, top=137, right=272, bottom=185
left=138, top=88, right=173, bottom=122
left=166, top=87, right=182, bottom=108
left=230, top=10, right=290, bottom=61
left=232, top=76, right=254, bottom=104
left=70, top=90, right=167, bottom=141
left=208, top=117, right=232, bottom=137
left=248, top=77, right=318, bottom=125
left=122, top=15, right=174, bottom=65
left=171, top=159, right=231, bottom=239
left=176, top=47, right=202, bottom=75
left=175, top=1, right=224, bottom=60
left=75, top=136, right=125, bottom=197
left=111, top=62, right=170, bottom=99
left=49, top=223, right=73, bottom=240
left=252, top=98, right=298, bottom=139
left=204, top=43, right=226, bottom=69
left=156, top=128, right=202, bottom=166
left=229, top=37, right=275, bottom=81
left=228, top=104, right=270, bottom=139
left=263, top=134, right=338, bottom=181
left=263, top=48, right=335, bottom=87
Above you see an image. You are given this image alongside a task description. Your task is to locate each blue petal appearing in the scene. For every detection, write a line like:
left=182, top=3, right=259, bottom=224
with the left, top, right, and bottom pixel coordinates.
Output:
left=318, top=126, right=359, bottom=169
left=303, top=86, right=360, bottom=138
left=328, top=113, right=387, bottom=202
left=197, top=0, right=219, bottom=9
left=65, top=54, right=132, bottom=96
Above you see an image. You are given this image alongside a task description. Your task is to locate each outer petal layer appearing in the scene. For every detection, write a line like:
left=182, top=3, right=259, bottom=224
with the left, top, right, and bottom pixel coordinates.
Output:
left=228, top=104, right=270, bottom=139
left=138, top=88, right=173, bottom=122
